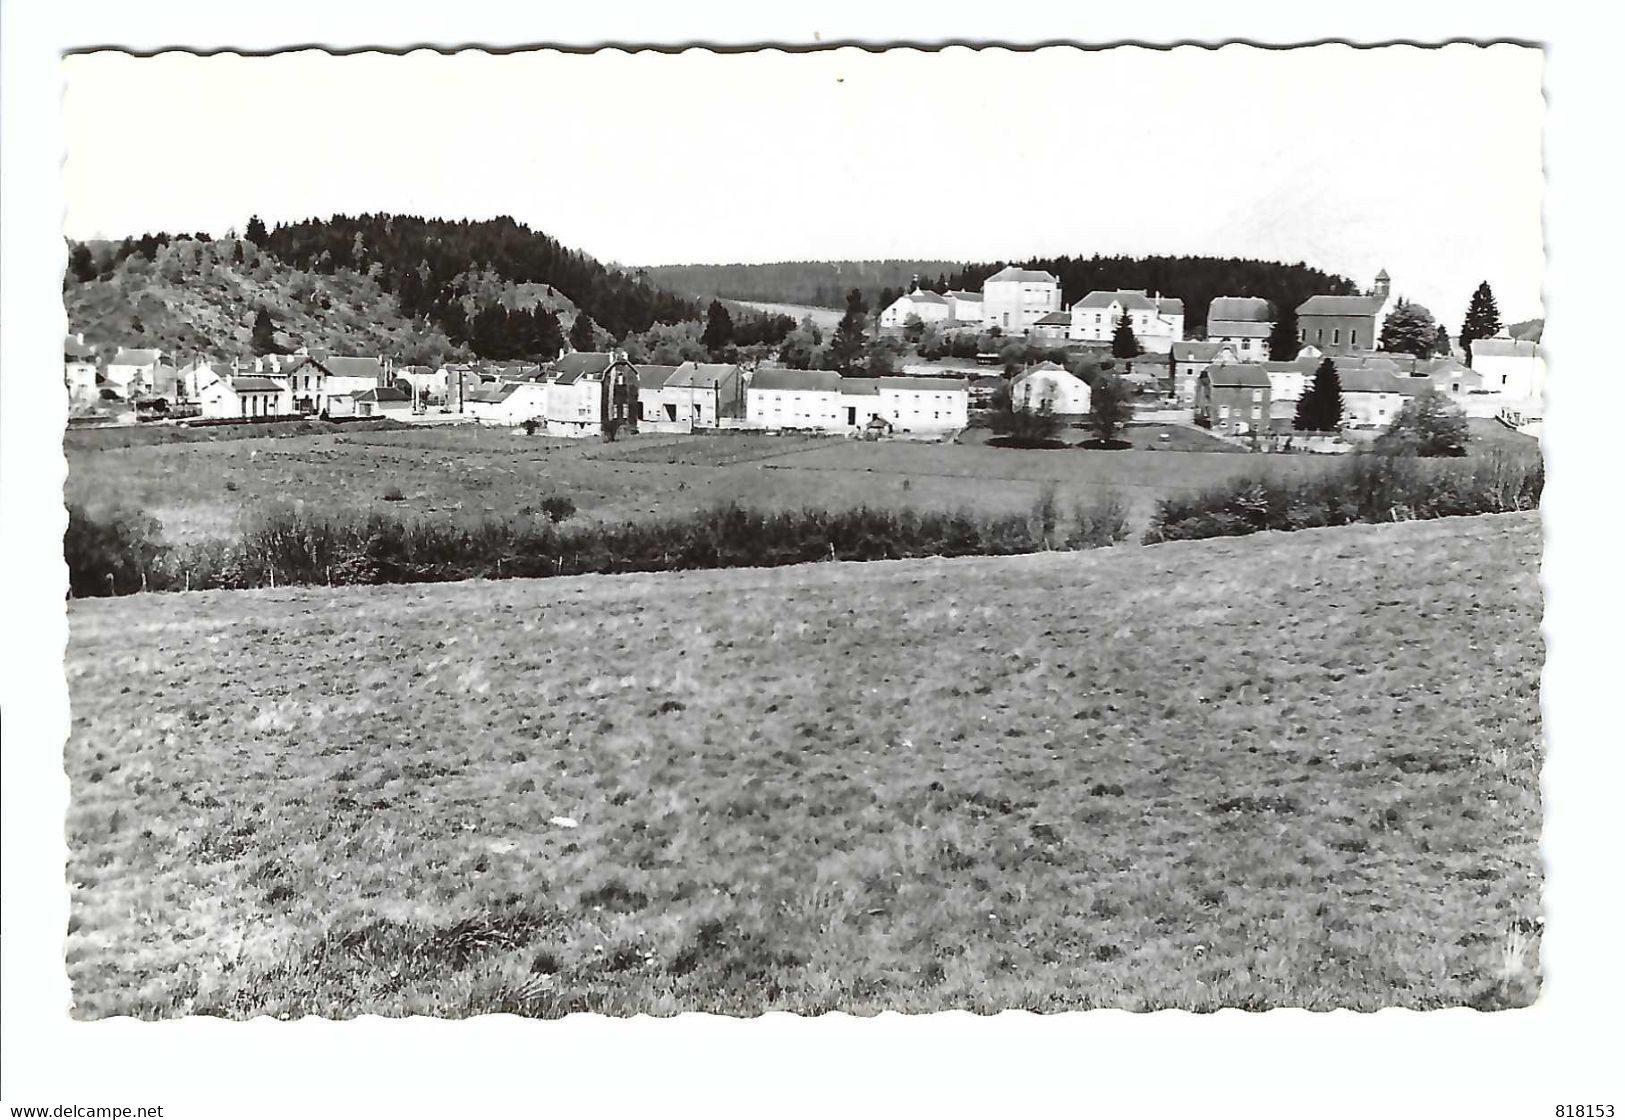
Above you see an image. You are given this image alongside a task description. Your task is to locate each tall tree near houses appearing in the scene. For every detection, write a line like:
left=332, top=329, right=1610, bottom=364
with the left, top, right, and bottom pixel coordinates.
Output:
left=1294, top=358, right=1344, bottom=432
left=67, top=242, right=97, bottom=284
left=1087, top=372, right=1134, bottom=444
left=1268, top=303, right=1301, bottom=360
left=1379, top=299, right=1444, bottom=358
left=701, top=299, right=735, bottom=358
left=250, top=308, right=277, bottom=355
left=1110, top=309, right=1141, bottom=359
left=1459, top=281, right=1502, bottom=366
left=1432, top=323, right=1452, bottom=358
left=830, top=288, right=870, bottom=373
left=569, top=310, right=598, bottom=353
left=244, top=215, right=268, bottom=246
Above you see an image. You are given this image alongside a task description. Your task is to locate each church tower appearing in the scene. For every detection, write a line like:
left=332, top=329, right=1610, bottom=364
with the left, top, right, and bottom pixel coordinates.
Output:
left=1371, top=268, right=1392, bottom=303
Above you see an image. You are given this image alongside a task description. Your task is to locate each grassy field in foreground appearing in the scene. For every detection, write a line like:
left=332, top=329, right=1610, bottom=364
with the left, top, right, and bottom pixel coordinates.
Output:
left=68, top=425, right=1361, bottom=545
left=65, top=513, right=1542, bottom=1017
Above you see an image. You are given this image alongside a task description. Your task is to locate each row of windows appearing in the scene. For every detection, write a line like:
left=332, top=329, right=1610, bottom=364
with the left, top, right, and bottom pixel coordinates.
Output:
left=1298, top=327, right=1361, bottom=347
left=1216, top=406, right=1264, bottom=420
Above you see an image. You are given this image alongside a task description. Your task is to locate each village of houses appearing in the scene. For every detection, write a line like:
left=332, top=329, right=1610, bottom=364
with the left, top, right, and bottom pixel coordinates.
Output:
left=64, top=264, right=1546, bottom=447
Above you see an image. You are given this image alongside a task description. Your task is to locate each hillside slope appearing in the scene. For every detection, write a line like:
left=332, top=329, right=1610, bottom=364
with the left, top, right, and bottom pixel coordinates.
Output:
left=65, top=237, right=463, bottom=365
left=66, top=512, right=1542, bottom=1016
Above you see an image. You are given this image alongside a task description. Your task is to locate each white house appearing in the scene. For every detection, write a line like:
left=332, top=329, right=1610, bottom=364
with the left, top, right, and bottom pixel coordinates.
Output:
left=1031, top=311, right=1074, bottom=342
left=544, top=351, right=639, bottom=437
left=1068, top=290, right=1185, bottom=354
left=351, top=384, right=415, bottom=419
left=465, top=381, right=551, bottom=426
left=1205, top=297, right=1274, bottom=361
left=199, top=375, right=284, bottom=420
left=1260, top=360, right=1312, bottom=404
left=878, top=287, right=952, bottom=332
left=103, top=347, right=164, bottom=399
left=393, top=364, right=448, bottom=403
left=1337, top=368, right=1429, bottom=428
left=1471, top=336, right=1546, bottom=413
left=945, top=290, right=984, bottom=324
left=637, top=362, right=747, bottom=433
left=981, top=266, right=1062, bottom=334
left=64, top=335, right=98, bottom=406
left=746, top=369, right=967, bottom=434
left=1010, top=361, right=1091, bottom=417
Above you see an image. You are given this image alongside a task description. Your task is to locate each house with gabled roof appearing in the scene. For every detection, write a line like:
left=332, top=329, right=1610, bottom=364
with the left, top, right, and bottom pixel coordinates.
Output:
left=104, top=347, right=165, bottom=399
left=746, top=368, right=967, bottom=434
left=544, top=351, right=639, bottom=437
left=878, top=286, right=952, bottom=331
left=64, top=334, right=99, bottom=406
left=464, top=380, right=550, bottom=426
left=1011, top=361, right=1091, bottom=417
left=945, top=290, right=983, bottom=324
left=1068, top=290, right=1185, bottom=354
left=1196, top=364, right=1272, bottom=435
left=1171, top=341, right=1240, bottom=404
left=199, top=375, right=285, bottom=420
left=637, top=361, right=747, bottom=432
left=981, top=266, right=1062, bottom=334
left=1470, top=335, right=1545, bottom=411
left=1205, top=297, right=1274, bottom=361
left=1031, top=310, right=1074, bottom=342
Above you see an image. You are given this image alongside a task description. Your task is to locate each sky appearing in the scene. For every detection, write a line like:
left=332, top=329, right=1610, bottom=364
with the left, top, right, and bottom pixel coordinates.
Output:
left=61, top=43, right=1545, bottom=326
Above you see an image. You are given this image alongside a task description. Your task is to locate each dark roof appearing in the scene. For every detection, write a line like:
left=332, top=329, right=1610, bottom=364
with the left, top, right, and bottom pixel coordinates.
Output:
left=1073, top=290, right=1182, bottom=315
left=353, top=384, right=412, bottom=403
left=1034, top=311, right=1073, bottom=326
left=985, top=266, right=1059, bottom=284
left=551, top=352, right=616, bottom=384
left=661, top=362, right=743, bottom=390
left=231, top=376, right=284, bottom=392
left=1207, top=321, right=1272, bottom=339
left=467, top=383, right=522, bottom=403
left=319, top=356, right=385, bottom=379
left=1172, top=341, right=1230, bottom=362
left=838, top=380, right=880, bottom=396
left=906, top=290, right=948, bottom=305
left=750, top=367, right=843, bottom=392
left=1207, top=297, right=1272, bottom=323
left=1297, top=294, right=1386, bottom=316
left=946, top=290, right=982, bottom=302
left=1202, top=365, right=1272, bottom=389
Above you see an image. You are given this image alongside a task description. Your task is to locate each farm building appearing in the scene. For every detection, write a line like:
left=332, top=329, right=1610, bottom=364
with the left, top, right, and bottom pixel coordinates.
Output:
left=1196, top=364, right=1271, bottom=436
left=545, top=351, right=639, bottom=437
left=466, top=381, right=551, bottom=426
left=199, top=376, right=284, bottom=420
left=1170, top=341, right=1239, bottom=404
left=1010, top=361, right=1091, bottom=417
left=746, top=369, right=968, bottom=435
left=1470, top=336, right=1546, bottom=411
left=637, top=362, right=746, bottom=433
left=1205, top=297, right=1274, bottom=360
left=945, top=290, right=983, bottom=324
left=1069, top=290, right=1184, bottom=354
left=1336, top=368, right=1429, bottom=428
left=1031, top=311, right=1073, bottom=342
left=351, top=384, right=414, bottom=419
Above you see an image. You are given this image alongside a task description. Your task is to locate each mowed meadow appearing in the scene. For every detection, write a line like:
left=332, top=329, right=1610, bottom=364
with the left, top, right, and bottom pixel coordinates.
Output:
left=66, top=423, right=1356, bottom=545
left=65, top=512, right=1543, bottom=1017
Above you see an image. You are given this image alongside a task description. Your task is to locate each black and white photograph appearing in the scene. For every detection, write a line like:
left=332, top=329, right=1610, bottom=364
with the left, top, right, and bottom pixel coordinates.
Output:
left=3, top=5, right=1621, bottom=1114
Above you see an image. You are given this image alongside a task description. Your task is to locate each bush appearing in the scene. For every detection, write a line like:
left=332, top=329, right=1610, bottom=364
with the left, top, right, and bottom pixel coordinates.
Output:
left=1067, top=491, right=1132, bottom=548
left=65, top=504, right=169, bottom=597
left=1143, top=452, right=1542, bottom=544
left=539, top=495, right=576, bottom=523
left=382, top=485, right=406, bottom=502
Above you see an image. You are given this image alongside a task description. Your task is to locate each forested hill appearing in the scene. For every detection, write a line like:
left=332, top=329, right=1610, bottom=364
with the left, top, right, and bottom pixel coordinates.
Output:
left=642, top=256, right=1361, bottom=328
left=263, top=215, right=699, bottom=341
left=638, top=261, right=966, bottom=310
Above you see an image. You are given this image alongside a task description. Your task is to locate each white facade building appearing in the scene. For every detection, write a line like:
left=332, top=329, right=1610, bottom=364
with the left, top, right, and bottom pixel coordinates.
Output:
left=945, top=290, right=984, bottom=324
left=878, top=288, right=952, bottom=331
left=1011, top=361, right=1092, bottom=416
left=1205, top=296, right=1274, bottom=361
left=1068, top=291, right=1185, bottom=354
left=981, top=267, right=1062, bottom=334
left=199, top=375, right=284, bottom=420
left=465, top=381, right=551, bottom=426
left=1471, top=336, right=1546, bottom=413
left=103, top=347, right=164, bottom=399
left=746, top=369, right=967, bottom=435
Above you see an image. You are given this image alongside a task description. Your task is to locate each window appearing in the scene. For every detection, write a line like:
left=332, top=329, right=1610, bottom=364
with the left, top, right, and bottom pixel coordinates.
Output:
left=1316, top=329, right=1324, bottom=342
left=1349, top=331, right=1359, bottom=349
left=1252, top=407, right=1261, bottom=418
left=1219, top=406, right=1230, bottom=419
left=1333, top=329, right=1341, bottom=345
left=1252, top=389, right=1262, bottom=402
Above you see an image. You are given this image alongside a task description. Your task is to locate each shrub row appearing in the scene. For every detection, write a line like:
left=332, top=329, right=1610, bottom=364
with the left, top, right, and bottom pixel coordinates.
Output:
left=65, top=491, right=1134, bottom=598
left=1143, top=451, right=1542, bottom=544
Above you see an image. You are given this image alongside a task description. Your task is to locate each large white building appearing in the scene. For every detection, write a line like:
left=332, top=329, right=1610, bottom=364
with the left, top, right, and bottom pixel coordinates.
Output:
left=746, top=368, right=968, bottom=435
left=1068, top=290, right=1185, bottom=354
left=980, top=266, right=1062, bottom=334
left=103, top=347, right=164, bottom=399
left=1470, top=336, right=1546, bottom=413
left=637, top=362, right=747, bottom=432
left=544, top=351, right=639, bottom=437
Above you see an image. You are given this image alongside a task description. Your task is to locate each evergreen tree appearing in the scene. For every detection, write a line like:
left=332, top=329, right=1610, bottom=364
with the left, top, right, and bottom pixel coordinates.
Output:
left=1459, top=281, right=1502, bottom=366
left=701, top=300, right=735, bottom=358
left=830, top=288, right=869, bottom=372
left=67, top=243, right=97, bottom=284
left=533, top=309, right=565, bottom=360
left=250, top=308, right=276, bottom=355
left=569, top=310, right=598, bottom=352
left=232, top=241, right=245, bottom=265
left=1432, top=323, right=1452, bottom=357
left=1379, top=299, right=1444, bottom=358
left=1294, top=359, right=1344, bottom=432
left=1111, top=310, right=1141, bottom=358
left=244, top=215, right=268, bottom=246
left=1268, top=304, right=1301, bottom=360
